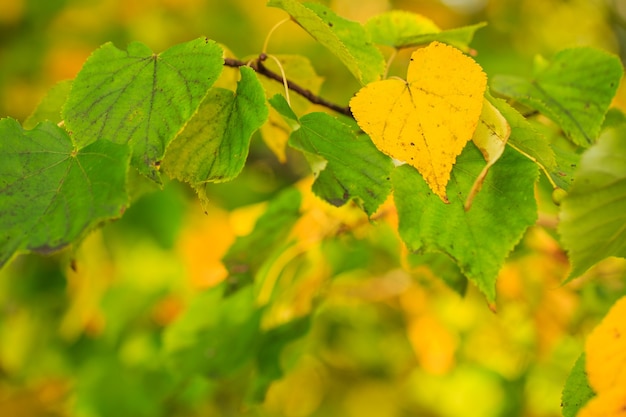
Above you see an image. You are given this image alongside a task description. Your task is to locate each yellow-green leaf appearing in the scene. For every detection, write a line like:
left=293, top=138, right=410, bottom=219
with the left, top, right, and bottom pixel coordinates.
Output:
left=350, top=41, right=487, bottom=203
left=365, top=11, right=485, bottom=52
left=465, top=98, right=511, bottom=210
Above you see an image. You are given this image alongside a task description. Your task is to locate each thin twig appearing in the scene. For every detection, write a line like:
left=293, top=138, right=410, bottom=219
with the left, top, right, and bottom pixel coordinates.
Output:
left=224, top=56, right=353, bottom=117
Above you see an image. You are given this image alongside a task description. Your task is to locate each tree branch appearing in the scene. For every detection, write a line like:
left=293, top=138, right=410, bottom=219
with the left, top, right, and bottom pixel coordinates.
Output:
left=224, top=56, right=353, bottom=118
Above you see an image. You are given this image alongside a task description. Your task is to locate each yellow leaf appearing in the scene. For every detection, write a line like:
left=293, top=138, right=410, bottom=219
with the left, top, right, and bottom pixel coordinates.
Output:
left=585, top=296, right=626, bottom=393
left=578, top=387, right=626, bottom=417
left=350, top=41, right=486, bottom=202
left=464, top=98, right=511, bottom=210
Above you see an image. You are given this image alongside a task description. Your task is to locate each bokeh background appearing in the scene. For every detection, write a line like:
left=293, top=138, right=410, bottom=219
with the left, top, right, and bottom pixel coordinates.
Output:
left=1, top=1, right=626, bottom=416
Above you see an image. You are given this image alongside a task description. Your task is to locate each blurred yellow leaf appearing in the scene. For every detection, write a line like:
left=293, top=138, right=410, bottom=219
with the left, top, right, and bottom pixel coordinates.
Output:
left=264, top=355, right=326, bottom=417
left=400, top=285, right=457, bottom=375
left=0, top=0, right=24, bottom=24
left=176, top=205, right=235, bottom=289
left=580, top=296, right=626, bottom=416
left=350, top=41, right=486, bottom=202
left=408, top=315, right=457, bottom=374
left=61, top=231, right=113, bottom=340
left=585, top=296, right=626, bottom=392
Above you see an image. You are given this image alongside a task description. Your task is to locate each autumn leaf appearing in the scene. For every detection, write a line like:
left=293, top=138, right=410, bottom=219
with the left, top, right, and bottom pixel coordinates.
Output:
left=465, top=97, right=511, bottom=210
left=585, top=296, right=626, bottom=392
left=350, top=41, right=487, bottom=203
left=579, top=296, right=626, bottom=417
left=365, top=10, right=486, bottom=52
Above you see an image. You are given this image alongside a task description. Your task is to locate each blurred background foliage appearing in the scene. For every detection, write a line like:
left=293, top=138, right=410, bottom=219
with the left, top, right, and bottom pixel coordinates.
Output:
left=1, top=0, right=626, bottom=416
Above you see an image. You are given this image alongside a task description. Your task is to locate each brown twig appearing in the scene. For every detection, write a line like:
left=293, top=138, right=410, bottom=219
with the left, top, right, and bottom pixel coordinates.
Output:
left=224, top=56, right=353, bottom=118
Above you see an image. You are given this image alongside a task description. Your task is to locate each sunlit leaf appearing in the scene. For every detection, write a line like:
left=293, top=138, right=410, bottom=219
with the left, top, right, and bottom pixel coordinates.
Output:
left=465, top=98, right=511, bottom=210
left=392, top=143, right=538, bottom=301
left=267, top=0, right=385, bottom=85
left=491, top=47, right=623, bottom=147
left=365, top=11, right=439, bottom=47
left=579, top=389, right=626, bottom=417
left=63, top=37, right=224, bottom=181
left=162, top=67, right=268, bottom=205
left=271, top=95, right=393, bottom=215
left=558, top=124, right=626, bottom=279
left=351, top=41, right=486, bottom=203
left=586, top=297, right=626, bottom=392
left=0, top=119, right=130, bottom=268
left=365, top=11, right=485, bottom=52
left=486, top=93, right=581, bottom=193
left=578, top=296, right=626, bottom=417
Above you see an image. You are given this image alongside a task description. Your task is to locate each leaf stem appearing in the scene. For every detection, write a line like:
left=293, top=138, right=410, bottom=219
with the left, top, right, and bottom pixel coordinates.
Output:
left=507, top=141, right=559, bottom=189
left=383, top=49, right=398, bottom=79
left=265, top=53, right=292, bottom=106
left=224, top=57, right=353, bottom=117
left=262, top=18, right=291, bottom=54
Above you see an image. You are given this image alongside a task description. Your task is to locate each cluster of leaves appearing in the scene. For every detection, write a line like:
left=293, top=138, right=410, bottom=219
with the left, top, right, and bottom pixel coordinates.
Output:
left=1, top=0, right=625, bottom=414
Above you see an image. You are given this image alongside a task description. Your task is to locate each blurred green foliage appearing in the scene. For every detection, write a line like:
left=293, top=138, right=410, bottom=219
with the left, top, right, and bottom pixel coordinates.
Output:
left=1, top=1, right=626, bottom=416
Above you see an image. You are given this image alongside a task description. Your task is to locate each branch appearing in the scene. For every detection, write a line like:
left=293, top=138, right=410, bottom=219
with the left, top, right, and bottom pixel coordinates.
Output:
left=224, top=56, right=353, bottom=118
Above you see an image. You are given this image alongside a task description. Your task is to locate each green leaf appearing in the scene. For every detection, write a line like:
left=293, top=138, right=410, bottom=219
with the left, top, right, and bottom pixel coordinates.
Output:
left=24, top=79, right=72, bottom=129
left=487, top=93, right=572, bottom=189
left=269, top=93, right=299, bottom=124
left=296, top=115, right=393, bottom=215
left=271, top=95, right=393, bottom=215
left=561, top=354, right=596, bottom=417
left=491, top=47, right=623, bottom=147
left=365, top=11, right=439, bottom=47
left=392, top=143, right=538, bottom=301
left=256, top=55, right=324, bottom=162
left=267, top=0, right=385, bottom=85
left=222, top=187, right=302, bottom=294
left=63, top=37, right=224, bottom=181
left=365, top=11, right=485, bottom=52
left=0, top=119, right=130, bottom=268
left=162, top=66, right=268, bottom=205
left=551, top=144, right=581, bottom=191
left=558, top=124, right=626, bottom=279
